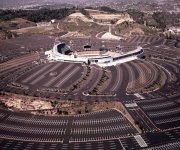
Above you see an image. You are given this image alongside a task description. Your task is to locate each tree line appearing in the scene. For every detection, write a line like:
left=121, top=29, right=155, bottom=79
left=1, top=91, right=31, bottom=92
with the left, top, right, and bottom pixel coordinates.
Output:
left=127, top=9, right=180, bottom=30
left=152, top=12, right=180, bottom=30
left=0, top=8, right=76, bottom=22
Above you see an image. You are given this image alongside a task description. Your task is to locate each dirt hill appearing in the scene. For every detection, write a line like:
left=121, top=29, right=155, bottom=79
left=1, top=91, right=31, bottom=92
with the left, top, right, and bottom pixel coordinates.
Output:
left=0, top=18, right=36, bottom=30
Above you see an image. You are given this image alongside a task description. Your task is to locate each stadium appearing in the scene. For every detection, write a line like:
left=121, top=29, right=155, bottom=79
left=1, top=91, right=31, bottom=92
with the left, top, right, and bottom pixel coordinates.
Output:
left=45, top=38, right=144, bottom=67
left=0, top=0, right=180, bottom=148
left=0, top=34, right=180, bottom=150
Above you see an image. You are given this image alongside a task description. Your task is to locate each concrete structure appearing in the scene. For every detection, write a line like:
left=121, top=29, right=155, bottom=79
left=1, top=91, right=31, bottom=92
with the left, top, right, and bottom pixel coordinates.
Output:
left=45, top=42, right=144, bottom=67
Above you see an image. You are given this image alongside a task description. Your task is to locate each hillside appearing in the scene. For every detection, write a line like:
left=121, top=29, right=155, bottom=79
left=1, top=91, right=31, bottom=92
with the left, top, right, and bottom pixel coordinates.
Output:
left=0, top=9, right=159, bottom=38
left=113, top=22, right=157, bottom=37
left=0, top=18, right=36, bottom=40
left=0, top=30, right=17, bottom=40
left=0, top=18, right=36, bottom=30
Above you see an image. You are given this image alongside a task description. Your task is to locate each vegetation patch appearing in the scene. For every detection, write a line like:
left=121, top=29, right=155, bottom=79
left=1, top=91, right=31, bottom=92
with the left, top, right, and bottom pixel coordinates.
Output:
left=0, top=8, right=75, bottom=22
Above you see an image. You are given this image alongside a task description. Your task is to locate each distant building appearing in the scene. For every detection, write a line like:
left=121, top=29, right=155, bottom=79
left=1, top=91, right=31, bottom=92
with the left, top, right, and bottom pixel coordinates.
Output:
left=50, top=19, right=56, bottom=24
